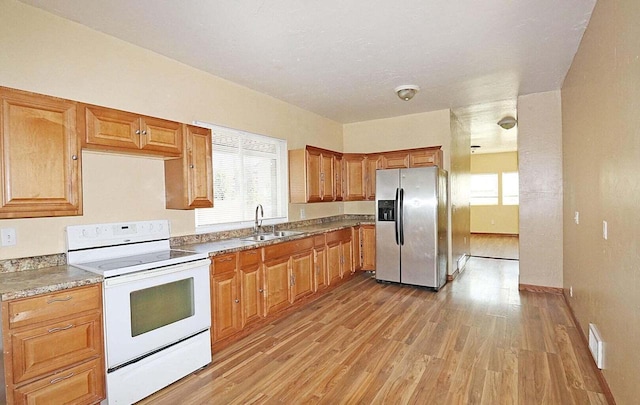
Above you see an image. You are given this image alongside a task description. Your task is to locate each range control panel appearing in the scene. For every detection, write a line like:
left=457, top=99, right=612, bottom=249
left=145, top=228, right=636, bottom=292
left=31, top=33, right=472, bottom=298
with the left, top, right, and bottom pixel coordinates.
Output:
left=66, top=220, right=170, bottom=250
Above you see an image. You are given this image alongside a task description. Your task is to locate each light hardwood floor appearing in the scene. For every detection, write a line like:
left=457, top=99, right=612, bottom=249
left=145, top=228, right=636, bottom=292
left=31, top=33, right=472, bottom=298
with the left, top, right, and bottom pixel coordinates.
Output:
left=470, top=233, right=519, bottom=260
left=139, top=258, right=606, bottom=404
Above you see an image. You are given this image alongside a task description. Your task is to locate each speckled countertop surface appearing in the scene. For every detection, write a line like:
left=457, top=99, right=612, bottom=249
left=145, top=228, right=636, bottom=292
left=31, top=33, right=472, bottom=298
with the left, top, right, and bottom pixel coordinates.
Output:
left=0, top=218, right=374, bottom=302
left=0, top=265, right=103, bottom=301
left=177, top=219, right=373, bottom=257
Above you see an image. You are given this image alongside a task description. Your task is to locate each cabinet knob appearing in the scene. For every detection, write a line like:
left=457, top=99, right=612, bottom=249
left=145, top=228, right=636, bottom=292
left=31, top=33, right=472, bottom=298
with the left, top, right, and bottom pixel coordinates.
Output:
left=235, top=299, right=240, bottom=303
left=71, top=155, right=78, bottom=161
left=142, top=130, right=147, bottom=135
left=259, top=289, right=264, bottom=293
left=190, top=164, right=195, bottom=169
left=135, top=130, right=141, bottom=135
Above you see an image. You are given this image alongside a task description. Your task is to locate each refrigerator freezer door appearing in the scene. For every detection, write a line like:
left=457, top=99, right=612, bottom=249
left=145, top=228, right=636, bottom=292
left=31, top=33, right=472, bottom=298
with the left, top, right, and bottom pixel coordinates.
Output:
left=375, top=169, right=400, bottom=282
left=400, top=167, right=438, bottom=287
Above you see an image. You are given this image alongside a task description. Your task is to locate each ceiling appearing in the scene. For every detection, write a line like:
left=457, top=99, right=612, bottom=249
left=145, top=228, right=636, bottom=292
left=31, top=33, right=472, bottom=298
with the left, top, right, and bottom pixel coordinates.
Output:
left=19, top=0, right=596, bottom=153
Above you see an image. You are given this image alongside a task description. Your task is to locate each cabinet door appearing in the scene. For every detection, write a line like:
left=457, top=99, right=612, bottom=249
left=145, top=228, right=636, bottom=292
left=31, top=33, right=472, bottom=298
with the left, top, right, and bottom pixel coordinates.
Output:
left=383, top=152, right=410, bottom=169
left=306, top=149, right=322, bottom=202
left=240, top=250, right=263, bottom=326
left=139, top=116, right=182, bottom=156
left=409, top=149, right=441, bottom=167
left=365, top=155, right=383, bottom=200
left=361, top=226, right=376, bottom=270
left=334, top=155, right=343, bottom=201
left=185, top=125, right=213, bottom=208
left=211, top=272, right=240, bottom=341
left=13, top=357, right=105, bottom=405
left=82, top=105, right=140, bottom=150
left=353, top=226, right=362, bottom=271
left=343, top=155, right=366, bottom=201
left=327, top=241, right=342, bottom=285
left=263, top=257, right=291, bottom=315
left=0, top=88, right=82, bottom=218
left=342, top=239, right=353, bottom=276
left=314, top=246, right=327, bottom=291
left=290, top=250, right=314, bottom=303
left=320, top=153, right=334, bottom=200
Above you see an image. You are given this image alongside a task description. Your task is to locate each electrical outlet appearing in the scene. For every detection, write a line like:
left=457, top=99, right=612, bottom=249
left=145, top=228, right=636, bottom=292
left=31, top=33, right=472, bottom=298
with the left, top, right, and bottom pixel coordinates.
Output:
left=300, top=208, right=306, bottom=219
left=574, top=211, right=579, bottom=224
left=602, top=220, right=608, bottom=240
left=1, top=228, right=16, bottom=246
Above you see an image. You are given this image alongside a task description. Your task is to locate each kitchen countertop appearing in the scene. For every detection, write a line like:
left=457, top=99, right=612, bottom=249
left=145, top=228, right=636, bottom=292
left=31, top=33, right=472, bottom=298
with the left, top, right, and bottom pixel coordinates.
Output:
left=0, top=219, right=374, bottom=302
left=0, top=265, right=103, bottom=301
left=178, top=219, right=373, bottom=257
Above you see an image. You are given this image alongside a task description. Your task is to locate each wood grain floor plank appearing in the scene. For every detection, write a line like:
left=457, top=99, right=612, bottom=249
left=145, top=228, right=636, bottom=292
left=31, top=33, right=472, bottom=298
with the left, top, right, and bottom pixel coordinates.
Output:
left=138, top=257, right=610, bottom=405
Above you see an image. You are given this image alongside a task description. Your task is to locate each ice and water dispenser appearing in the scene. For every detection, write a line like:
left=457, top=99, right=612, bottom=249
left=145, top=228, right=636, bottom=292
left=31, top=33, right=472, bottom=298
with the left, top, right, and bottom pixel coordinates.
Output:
left=378, top=200, right=395, bottom=222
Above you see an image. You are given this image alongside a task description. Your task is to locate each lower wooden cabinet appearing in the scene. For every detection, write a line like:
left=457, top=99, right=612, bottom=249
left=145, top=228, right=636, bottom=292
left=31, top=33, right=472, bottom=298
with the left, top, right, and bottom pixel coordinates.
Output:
left=361, top=225, right=376, bottom=270
left=263, top=256, right=291, bottom=315
left=1, top=284, right=105, bottom=405
left=326, top=229, right=354, bottom=284
left=211, top=253, right=241, bottom=341
left=239, top=250, right=263, bottom=328
left=13, top=358, right=104, bottom=405
left=210, top=228, right=370, bottom=348
left=290, top=250, right=314, bottom=303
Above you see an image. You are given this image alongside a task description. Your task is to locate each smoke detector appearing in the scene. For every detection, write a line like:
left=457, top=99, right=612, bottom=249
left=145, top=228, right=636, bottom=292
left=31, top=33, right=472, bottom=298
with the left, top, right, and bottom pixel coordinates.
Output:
left=395, top=85, right=420, bottom=101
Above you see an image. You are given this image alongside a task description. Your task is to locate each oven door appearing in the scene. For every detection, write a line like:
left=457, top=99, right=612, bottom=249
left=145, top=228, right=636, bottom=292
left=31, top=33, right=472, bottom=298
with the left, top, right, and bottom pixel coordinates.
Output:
left=102, top=258, right=211, bottom=369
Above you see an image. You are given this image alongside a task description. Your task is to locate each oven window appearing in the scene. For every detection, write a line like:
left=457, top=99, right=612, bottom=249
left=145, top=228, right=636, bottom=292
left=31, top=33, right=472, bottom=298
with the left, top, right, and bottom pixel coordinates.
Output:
left=130, top=278, right=195, bottom=337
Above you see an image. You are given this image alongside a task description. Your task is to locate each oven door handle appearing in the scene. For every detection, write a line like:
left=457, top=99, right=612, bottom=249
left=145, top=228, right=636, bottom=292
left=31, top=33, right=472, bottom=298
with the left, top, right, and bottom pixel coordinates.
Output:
left=103, top=258, right=211, bottom=287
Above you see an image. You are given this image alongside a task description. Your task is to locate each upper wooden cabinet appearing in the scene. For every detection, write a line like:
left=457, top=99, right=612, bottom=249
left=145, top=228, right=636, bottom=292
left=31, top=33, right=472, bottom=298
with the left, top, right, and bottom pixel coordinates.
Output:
left=343, top=154, right=366, bottom=201
left=164, top=125, right=214, bottom=209
left=365, top=154, right=384, bottom=201
left=0, top=87, right=82, bottom=219
left=79, top=104, right=182, bottom=157
left=291, top=145, right=443, bottom=203
left=289, top=146, right=340, bottom=203
left=408, top=147, right=443, bottom=168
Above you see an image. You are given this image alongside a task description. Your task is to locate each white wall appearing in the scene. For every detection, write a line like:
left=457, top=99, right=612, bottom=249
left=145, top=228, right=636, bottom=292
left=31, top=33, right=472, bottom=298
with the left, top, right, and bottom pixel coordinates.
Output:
left=517, top=91, right=563, bottom=288
left=0, top=0, right=342, bottom=259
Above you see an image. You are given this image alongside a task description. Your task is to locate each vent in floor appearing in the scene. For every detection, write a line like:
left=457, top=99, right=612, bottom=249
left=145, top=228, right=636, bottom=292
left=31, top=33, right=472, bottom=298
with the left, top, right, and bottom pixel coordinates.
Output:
left=588, top=323, right=604, bottom=369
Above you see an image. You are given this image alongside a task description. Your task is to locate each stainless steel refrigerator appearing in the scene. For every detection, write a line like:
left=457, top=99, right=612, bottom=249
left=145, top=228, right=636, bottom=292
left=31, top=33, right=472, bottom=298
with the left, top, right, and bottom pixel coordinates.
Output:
left=375, top=166, right=448, bottom=290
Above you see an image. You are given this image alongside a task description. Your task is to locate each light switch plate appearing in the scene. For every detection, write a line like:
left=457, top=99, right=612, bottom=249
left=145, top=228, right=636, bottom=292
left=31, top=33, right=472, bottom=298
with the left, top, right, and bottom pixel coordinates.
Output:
left=602, top=220, right=608, bottom=240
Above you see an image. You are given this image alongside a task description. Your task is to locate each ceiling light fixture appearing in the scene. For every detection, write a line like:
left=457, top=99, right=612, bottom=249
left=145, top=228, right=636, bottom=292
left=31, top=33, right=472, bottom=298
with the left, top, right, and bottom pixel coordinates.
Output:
left=395, top=85, right=420, bottom=101
left=497, top=116, right=517, bottom=130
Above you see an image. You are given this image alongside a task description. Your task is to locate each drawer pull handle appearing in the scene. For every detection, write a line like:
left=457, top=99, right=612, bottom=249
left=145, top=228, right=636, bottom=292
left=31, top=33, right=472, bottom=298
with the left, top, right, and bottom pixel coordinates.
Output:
left=47, top=296, right=72, bottom=304
left=248, top=251, right=257, bottom=255
left=218, top=257, right=233, bottom=262
left=48, top=324, right=74, bottom=333
left=50, top=372, right=74, bottom=384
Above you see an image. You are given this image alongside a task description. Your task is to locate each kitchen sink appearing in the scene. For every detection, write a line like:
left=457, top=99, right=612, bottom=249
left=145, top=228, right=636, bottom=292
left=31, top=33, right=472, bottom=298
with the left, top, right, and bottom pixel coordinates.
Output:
left=240, top=230, right=302, bottom=242
left=271, top=230, right=302, bottom=237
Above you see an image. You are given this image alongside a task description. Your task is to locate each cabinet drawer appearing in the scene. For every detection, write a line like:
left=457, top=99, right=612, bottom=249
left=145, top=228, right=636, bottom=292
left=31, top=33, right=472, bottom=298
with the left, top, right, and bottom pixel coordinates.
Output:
left=8, top=285, right=101, bottom=329
left=263, top=238, right=314, bottom=261
left=325, top=229, right=351, bottom=244
left=313, top=234, right=326, bottom=248
left=11, top=313, right=103, bottom=384
left=239, top=249, right=261, bottom=268
left=13, top=357, right=105, bottom=405
left=211, top=253, right=237, bottom=275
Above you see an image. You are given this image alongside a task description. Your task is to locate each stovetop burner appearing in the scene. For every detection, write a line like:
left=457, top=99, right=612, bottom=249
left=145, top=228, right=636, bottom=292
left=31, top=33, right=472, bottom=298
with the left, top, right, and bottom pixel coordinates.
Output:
left=66, top=220, right=209, bottom=278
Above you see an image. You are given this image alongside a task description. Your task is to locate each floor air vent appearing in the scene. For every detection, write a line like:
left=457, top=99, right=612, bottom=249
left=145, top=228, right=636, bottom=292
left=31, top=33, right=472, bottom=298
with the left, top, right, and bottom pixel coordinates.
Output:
left=588, top=323, right=604, bottom=369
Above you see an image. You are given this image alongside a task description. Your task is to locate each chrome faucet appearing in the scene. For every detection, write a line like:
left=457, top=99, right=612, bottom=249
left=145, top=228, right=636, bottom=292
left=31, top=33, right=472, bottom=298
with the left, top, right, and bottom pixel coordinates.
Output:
left=254, top=204, right=264, bottom=233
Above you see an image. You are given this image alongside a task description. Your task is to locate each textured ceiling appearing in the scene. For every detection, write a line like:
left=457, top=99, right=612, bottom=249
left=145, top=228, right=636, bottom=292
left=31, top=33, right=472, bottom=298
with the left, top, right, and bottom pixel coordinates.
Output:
left=19, top=0, right=596, bottom=152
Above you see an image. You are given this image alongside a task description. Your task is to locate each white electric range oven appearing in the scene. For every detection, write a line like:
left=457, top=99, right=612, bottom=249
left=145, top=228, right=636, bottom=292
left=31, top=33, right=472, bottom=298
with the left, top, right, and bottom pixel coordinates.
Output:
left=66, top=220, right=211, bottom=404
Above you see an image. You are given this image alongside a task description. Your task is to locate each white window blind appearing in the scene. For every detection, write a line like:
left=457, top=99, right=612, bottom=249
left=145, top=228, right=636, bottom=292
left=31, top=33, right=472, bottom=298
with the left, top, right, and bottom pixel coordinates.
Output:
left=194, top=122, right=288, bottom=231
left=502, top=172, right=519, bottom=205
left=470, top=173, right=499, bottom=206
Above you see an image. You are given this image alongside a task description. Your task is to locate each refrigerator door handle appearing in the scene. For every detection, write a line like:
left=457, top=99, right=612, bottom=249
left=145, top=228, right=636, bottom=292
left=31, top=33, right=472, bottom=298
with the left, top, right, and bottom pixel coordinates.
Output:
left=399, top=188, right=405, bottom=245
left=394, top=188, right=400, bottom=245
